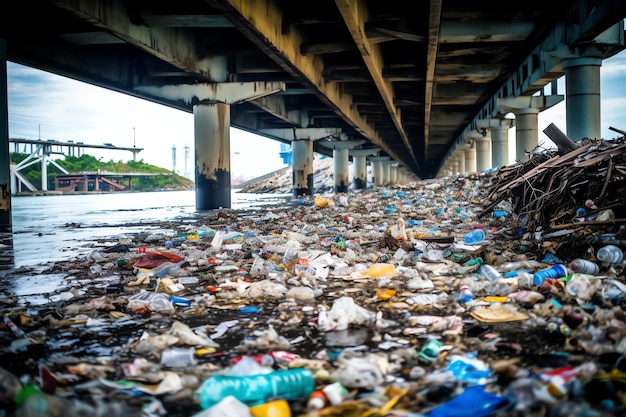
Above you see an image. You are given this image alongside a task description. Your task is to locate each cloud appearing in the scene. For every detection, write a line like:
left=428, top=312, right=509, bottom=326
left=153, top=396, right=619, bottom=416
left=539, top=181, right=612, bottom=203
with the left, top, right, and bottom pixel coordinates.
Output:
left=7, top=62, right=285, bottom=178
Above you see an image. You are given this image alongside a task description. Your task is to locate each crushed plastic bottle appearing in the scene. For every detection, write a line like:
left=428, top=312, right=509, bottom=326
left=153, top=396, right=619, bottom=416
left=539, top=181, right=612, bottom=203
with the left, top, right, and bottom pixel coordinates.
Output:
left=463, top=229, right=485, bottom=244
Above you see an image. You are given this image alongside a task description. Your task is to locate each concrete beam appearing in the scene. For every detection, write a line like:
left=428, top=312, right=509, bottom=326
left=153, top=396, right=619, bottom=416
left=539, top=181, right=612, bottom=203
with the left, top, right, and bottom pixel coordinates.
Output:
left=259, top=128, right=341, bottom=141
left=335, top=0, right=417, bottom=166
left=136, top=81, right=285, bottom=106
left=217, top=0, right=418, bottom=173
left=53, top=0, right=231, bottom=81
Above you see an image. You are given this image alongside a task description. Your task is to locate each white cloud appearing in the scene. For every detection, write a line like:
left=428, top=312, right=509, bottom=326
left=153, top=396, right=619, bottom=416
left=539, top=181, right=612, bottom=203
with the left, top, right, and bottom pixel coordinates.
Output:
left=7, top=62, right=286, bottom=179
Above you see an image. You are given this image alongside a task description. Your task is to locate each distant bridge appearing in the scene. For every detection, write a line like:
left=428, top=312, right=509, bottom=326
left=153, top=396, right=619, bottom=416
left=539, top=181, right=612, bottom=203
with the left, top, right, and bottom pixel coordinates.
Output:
left=9, top=137, right=146, bottom=194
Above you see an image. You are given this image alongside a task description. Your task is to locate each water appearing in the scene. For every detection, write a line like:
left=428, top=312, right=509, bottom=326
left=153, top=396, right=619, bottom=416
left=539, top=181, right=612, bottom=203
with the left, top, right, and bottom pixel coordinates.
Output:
left=0, top=190, right=290, bottom=303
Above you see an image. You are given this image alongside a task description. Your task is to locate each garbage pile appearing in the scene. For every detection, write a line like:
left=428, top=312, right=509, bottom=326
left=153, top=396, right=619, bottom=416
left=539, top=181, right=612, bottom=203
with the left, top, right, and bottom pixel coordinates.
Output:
left=2, top=140, right=626, bottom=417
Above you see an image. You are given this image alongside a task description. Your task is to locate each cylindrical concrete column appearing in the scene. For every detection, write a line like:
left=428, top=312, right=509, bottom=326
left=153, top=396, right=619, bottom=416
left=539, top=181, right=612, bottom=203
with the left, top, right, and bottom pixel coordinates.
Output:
left=382, top=160, right=391, bottom=186
left=515, top=108, right=539, bottom=162
left=193, top=103, right=231, bottom=210
left=350, top=148, right=378, bottom=189
left=40, top=153, right=48, bottom=191
left=491, top=125, right=509, bottom=167
left=475, top=137, right=491, bottom=172
left=563, top=57, right=602, bottom=141
left=449, top=159, right=458, bottom=175
left=456, top=151, right=465, bottom=174
left=291, top=139, right=313, bottom=196
left=352, top=155, right=367, bottom=189
left=389, top=164, right=398, bottom=185
left=333, top=147, right=350, bottom=193
left=464, top=146, right=476, bottom=173
left=370, top=157, right=386, bottom=186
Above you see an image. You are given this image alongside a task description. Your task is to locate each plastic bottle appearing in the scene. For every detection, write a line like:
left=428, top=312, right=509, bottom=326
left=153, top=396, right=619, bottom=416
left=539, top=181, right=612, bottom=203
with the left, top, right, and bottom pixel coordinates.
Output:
left=532, top=264, right=569, bottom=286
left=194, top=367, right=315, bottom=409
left=307, top=390, right=328, bottom=410
left=478, top=264, right=501, bottom=282
left=568, top=259, right=600, bottom=274
left=457, top=286, right=473, bottom=303
left=3, top=316, right=26, bottom=338
left=463, top=229, right=485, bottom=244
left=596, top=245, right=624, bottom=264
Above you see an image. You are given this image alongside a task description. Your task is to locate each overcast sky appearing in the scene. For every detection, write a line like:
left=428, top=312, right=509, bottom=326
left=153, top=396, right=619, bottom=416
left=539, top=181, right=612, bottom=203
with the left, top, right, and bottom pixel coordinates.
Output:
left=6, top=46, right=626, bottom=179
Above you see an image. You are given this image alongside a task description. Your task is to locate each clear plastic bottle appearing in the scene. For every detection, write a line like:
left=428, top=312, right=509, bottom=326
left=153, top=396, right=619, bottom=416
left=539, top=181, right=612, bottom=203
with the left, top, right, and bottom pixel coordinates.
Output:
left=532, top=264, right=569, bottom=286
left=568, top=259, right=600, bottom=274
left=194, top=367, right=315, bottom=409
left=596, top=245, right=624, bottom=264
left=463, top=229, right=485, bottom=244
left=479, top=264, right=501, bottom=282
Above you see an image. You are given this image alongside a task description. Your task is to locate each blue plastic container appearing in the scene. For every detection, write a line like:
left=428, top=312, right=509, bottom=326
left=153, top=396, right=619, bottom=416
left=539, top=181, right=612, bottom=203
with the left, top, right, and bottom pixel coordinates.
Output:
left=533, top=264, right=569, bottom=286
left=194, top=367, right=315, bottom=409
left=463, top=229, right=485, bottom=244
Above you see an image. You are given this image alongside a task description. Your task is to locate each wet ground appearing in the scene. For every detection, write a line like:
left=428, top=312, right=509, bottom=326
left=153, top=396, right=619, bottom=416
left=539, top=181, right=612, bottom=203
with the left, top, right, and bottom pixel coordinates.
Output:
left=1, top=175, right=626, bottom=417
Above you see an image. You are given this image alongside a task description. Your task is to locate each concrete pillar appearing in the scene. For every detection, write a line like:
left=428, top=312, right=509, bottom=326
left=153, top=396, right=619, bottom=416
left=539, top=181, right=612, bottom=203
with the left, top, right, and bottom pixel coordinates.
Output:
left=350, top=148, right=379, bottom=189
left=291, top=139, right=314, bottom=196
left=562, top=57, right=602, bottom=141
left=449, top=159, right=458, bottom=175
left=455, top=150, right=466, bottom=174
left=498, top=95, right=563, bottom=162
left=138, top=81, right=285, bottom=210
left=463, top=145, right=476, bottom=173
left=0, top=39, right=10, bottom=232
left=389, top=163, right=398, bottom=185
left=369, top=156, right=389, bottom=186
left=382, top=159, right=391, bottom=186
left=319, top=140, right=365, bottom=193
left=516, top=108, right=539, bottom=162
left=478, top=118, right=515, bottom=168
left=41, top=153, right=48, bottom=192
left=194, top=103, right=231, bottom=210
left=475, top=137, right=491, bottom=172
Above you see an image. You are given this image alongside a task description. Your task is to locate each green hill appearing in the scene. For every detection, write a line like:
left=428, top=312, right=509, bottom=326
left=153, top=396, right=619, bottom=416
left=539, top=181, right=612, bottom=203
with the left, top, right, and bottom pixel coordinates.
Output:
left=10, top=153, right=194, bottom=192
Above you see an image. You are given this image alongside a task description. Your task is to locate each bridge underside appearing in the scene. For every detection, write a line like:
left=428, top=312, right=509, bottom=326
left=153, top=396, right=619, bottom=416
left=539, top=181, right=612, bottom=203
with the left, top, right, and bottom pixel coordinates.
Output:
left=1, top=0, right=625, bottom=180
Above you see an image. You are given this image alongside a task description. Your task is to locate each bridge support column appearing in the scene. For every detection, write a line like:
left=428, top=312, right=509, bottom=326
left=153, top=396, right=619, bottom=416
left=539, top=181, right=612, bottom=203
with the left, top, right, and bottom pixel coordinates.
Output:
left=455, top=150, right=466, bottom=174
left=369, top=156, right=390, bottom=186
left=40, top=153, right=48, bottom=192
left=139, top=81, right=285, bottom=210
left=0, top=39, right=9, bottom=232
left=389, top=163, right=398, bottom=186
left=563, top=57, right=602, bottom=141
left=319, top=140, right=365, bottom=193
left=498, top=95, right=563, bottom=162
left=382, top=159, right=392, bottom=186
left=477, top=118, right=515, bottom=168
left=475, top=137, right=491, bottom=172
left=350, top=148, right=379, bottom=189
left=260, top=128, right=341, bottom=196
left=194, top=103, right=231, bottom=210
left=291, top=139, right=314, bottom=197
left=463, top=144, right=476, bottom=173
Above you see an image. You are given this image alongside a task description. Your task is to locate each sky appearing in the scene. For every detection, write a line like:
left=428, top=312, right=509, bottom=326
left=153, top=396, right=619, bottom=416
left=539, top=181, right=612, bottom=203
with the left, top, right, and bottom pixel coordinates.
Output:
left=5, top=44, right=626, bottom=179
left=6, top=62, right=287, bottom=180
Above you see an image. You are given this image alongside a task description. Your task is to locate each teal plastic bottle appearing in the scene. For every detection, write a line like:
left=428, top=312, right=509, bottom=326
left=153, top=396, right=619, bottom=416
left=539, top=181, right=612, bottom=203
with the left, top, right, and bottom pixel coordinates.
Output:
left=194, top=367, right=315, bottom=409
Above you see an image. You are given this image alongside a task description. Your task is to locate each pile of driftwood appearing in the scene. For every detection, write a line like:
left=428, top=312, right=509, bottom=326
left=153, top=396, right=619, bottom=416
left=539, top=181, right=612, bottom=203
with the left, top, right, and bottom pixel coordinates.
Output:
left=480, top=123, right=626, bottom=236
